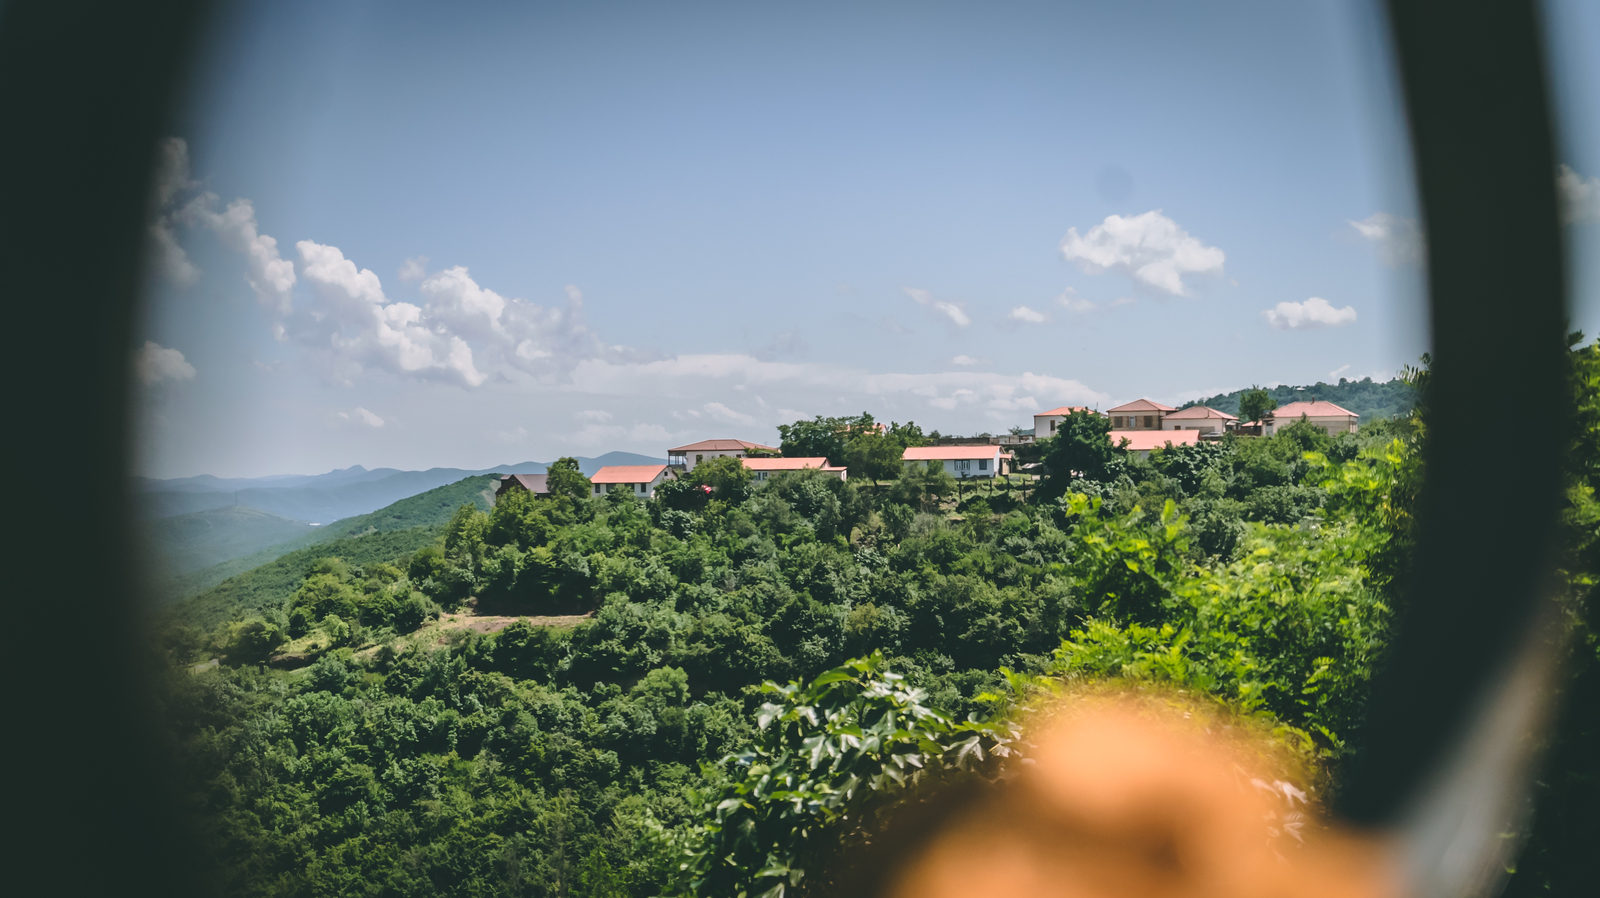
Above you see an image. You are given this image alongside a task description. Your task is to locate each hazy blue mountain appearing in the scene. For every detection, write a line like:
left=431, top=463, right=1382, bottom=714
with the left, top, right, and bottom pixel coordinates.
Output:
left=135, top=452, right=666, bottom=522
left=142, top=506, right=319, bottom=578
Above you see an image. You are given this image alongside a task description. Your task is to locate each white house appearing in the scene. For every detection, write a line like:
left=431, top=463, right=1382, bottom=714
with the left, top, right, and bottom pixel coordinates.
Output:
left=1108, top=429, right=1201, bottom=459
left=1261, top=401, right=1359, bottom=436
left=1032, top=406, right=1105, bottom=438
left=1108, top=398, right=1177, bottom=431
left=902, top=445, right=1011, bottom=479
left=1162, top=405, right=1237, bottom=435
left=742, top=456, right=848, bottom=481
left=590, top=464, right=675, bottom=498
left=667, top=439, right=778, bottom=472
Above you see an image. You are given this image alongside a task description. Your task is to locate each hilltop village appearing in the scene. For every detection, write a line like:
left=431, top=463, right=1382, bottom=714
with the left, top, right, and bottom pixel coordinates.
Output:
left=499, top=397, right=1362, bottom=499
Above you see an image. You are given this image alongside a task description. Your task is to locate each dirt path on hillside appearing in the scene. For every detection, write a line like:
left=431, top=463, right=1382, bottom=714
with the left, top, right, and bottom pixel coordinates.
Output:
left=432, top=608, right=592, bottom=642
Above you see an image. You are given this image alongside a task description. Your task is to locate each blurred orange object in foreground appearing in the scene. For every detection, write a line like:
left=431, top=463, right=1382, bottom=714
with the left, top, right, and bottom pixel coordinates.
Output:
left=883, top=698, right=1398, bottom=898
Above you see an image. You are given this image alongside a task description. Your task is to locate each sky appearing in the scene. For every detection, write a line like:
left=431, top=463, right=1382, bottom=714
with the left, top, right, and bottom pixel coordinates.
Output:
left=134, top=0, right=1600, bottom=479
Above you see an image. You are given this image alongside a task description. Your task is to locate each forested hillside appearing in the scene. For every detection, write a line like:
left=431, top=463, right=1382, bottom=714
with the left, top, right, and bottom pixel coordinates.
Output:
left=1183, top=377, right=1415, bottom=421
left=163, top=476, right=500, bottom=620
left=152, top=344, right=1599, bottom=898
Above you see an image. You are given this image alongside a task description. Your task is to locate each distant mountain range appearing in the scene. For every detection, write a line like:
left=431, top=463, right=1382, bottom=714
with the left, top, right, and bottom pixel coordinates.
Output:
left=134, top=452, right=666, bottom=523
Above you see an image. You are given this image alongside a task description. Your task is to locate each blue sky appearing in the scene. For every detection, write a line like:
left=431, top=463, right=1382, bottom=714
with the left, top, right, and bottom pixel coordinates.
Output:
left=134, top=0, right=1600, bottom=478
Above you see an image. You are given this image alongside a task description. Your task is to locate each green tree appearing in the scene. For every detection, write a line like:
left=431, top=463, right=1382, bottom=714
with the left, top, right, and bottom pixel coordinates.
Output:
left=1036, top=409, right=1122, bottom=502
left=778, top=413, right=875, bottom=464
left=545, top=456, right=592, bottom=502
left=1238, top=386, right=1277, bottom=424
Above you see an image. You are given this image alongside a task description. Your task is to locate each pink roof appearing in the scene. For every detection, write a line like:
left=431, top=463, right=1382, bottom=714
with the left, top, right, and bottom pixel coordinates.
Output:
left=1108, top=430, right=1201, bottom=452
left=1266, top=400, right=1359, bottom=419
left=668, top=439, right=777, bottom=453
left=1035, top=406, right=1104, bottom=417
left=1108, top=398, right=1177, bottom=414
left=1165, top=405, right=1238, bottom=421
left=902, top=445, right=1004, bottom=461
left=590, top=464, right=671, bottom=484
left=741, top=457, right=844, bottom=472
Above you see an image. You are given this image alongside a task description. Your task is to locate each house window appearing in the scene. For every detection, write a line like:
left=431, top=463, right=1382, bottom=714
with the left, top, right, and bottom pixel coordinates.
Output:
left=1143, top=415, right=1153, bottom=428
left=978, top=458, right=989, bottom=471
left=594, top=485, right=601, bottom=495
left=695, top=454, right=703, bottom=464
left=954, top=459, right=971, bottom=471
left=1052, top=420, right=1059, bottom=432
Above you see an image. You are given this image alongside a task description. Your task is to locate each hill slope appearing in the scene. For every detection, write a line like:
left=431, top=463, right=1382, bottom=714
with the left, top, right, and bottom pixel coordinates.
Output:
left=136, top=452, right=664, bottom=521
left=154, top=475, right=500, bottom=611
left=143, top=506, right=318, bottom=577
left=1181, top=377, right=1416, bottom=422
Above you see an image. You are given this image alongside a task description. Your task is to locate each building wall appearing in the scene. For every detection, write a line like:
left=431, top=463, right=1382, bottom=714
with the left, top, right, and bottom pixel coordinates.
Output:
left=1109, top=411, right=1164, bottom=430
left=592, top=472, right=673, bottom=498
left=1033, top=414, right=1066, bottom=438
left=1262, top=415, right=1358, bottom=437
left=1163, top=418, right=1228, bottom=435
left=907, top=456, right=1006, bottom=478
left=675, top=449, right=756, bottom=473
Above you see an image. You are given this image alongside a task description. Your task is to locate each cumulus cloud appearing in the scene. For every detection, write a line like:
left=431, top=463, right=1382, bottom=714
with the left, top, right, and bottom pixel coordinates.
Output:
left=1558, top=164, right=1600, bottom=224
left=177, top=195, right=297, bottom=315
left=904, top=287, right=970, bottom=326
left=134, top=341, right=196, bottom=385
left=1262, top=297, right=1358, bottom=330
left=952, top=355, right=978, bottom=366
left=1060, top=210, right=1225, bottom=295
left=577, top=409, right=614, bottom=422
left=339, top=407, right=384, bottom=427
left=1348, top=212, right=1424, bottom=266
left=1009, top=305, right=1046, bottom=324
left=147, top=138, right=202, bottom=287
left=1056, top=289, right=1096, bottom=313
left=399, top=256, right=429, bottom=281
left=704, top=401, right=753, bottom=422
left=1329, top=364, right=1351, bottom=379
left=295, top=240, right=486, bottom=387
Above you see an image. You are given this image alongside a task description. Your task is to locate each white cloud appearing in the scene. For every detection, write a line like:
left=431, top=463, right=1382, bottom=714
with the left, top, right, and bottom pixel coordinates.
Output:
left=399, top=256, right=429, bottom=281
left=353, top=407, right=384, bottom=427
left=1263, top=297, right=1358, bottom=330
left=296, top=240, right=486, bottom=386
left=1060, top=210, right=1225, bottom=295
left=704, top=401, right=753, bottom=422
left=147, top=138, right=201, bottom=287
left=1056, top=289, right=1096, bottom=313
left=134, top=341, right=196, bottom=385
left=1009, top=305, right=1047, bottom=324
left=1329, top=364, right=1351, bottom=379
left=181, top=195, right=297, bottom=314
left=577, top=409, right=613, bottom=422
left=904, top=287, right=971, bottom=327
left=1111, top=297, right=1136, bottom=307
left=1348, top=212, right=1423, bottom=266
left=496, top=426, right=529, bottom=443
left=952, top=355, right=978, bottom=366
left=1558, top=164, right=1600, bottom=224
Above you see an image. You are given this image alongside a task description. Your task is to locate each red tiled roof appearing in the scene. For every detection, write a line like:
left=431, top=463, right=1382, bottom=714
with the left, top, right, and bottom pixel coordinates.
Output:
left=902, top=445, right=1004, bottom=461
left=1107, top=398, right=1178, bottom=414
left=668, top=439, right=777, bottom=453
left=590, top=464, right=671, bottom=484
left=1034, top=406, right=1103, bottom=417
left=1266, top=400, right=1359, bottom=419
left=1108, top=430, right=1201, bottom=452
left=498, top=473, right=549, bottom=494
left=1164, top=405, right=1238, bottom=421
left=741, top=457, right=843, bottom=472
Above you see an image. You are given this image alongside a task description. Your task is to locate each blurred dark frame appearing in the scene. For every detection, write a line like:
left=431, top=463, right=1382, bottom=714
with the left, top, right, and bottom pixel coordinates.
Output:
left=0, top=0, right=1589, bottom=894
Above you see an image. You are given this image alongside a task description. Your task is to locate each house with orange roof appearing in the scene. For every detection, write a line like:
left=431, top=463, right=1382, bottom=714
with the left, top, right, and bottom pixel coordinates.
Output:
left=742, top=456, right=848, bottom=482
left=590, top=464, right=676, bottom=498
left=667, top=438, right=778, bottom=472
left=1108, top=429, right=1201, bottom=458
left=1161, top=405, right=1237, bottom=436
left=1032, top=406, right=1107, bottom=438
left=1261, top=400, right=1359, bottom=436
left=1107, top=398, right=1178, bottom=431
left=902, top=445, right=1011, bottom=478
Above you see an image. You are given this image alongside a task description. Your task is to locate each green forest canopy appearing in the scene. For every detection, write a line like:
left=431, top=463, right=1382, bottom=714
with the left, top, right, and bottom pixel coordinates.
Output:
left=152, top=345, right=1599, bottom=898
left=1183, top=377, right=1416, bottom=422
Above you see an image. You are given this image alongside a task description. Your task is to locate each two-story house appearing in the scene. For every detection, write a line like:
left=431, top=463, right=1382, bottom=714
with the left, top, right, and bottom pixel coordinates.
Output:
left=1260, top=401, right=1359, bottom=436
left=1031, top=406, right=1106, bottom=438
left=667, top=439, right=778, bottom=472
left=1107, top=398, right=1177, bottom=431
